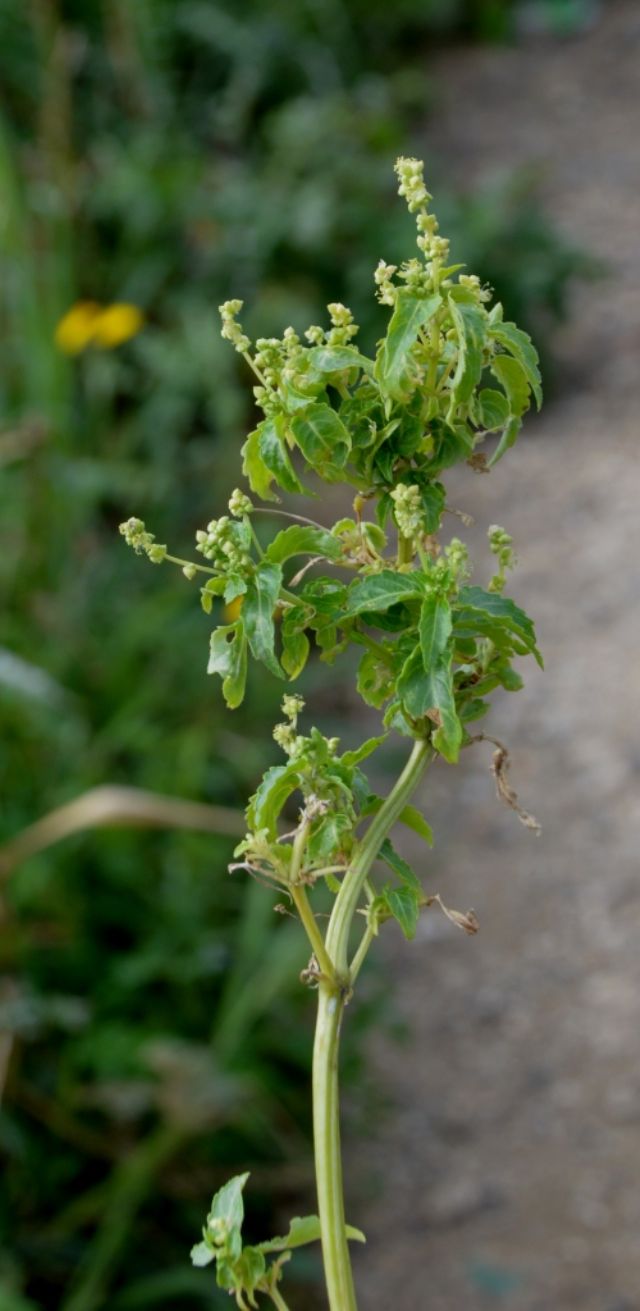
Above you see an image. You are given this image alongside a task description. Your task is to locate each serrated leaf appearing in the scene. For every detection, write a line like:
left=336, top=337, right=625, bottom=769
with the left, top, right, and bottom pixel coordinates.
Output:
left=246, top=762, right=300, bottom=837
left=290, top=404, right=351, bottom=479
left=356, top=649, right=392, bottom=708
left=340, top=734, right=388, bottom=768
left=490, top=321, right=542, bottom=409
left=345, top=570, right=422, bottom=618
left=384, top=884, right=421, bottom=939
left=447, top=298, right=486, bottom=420
left=242, top=561, right=283, bottom=678
left=307, top=345, right=373, bottom=375
left=398, top=646, right=462, bottom=763
left=265, top=524, right=342, bottom=566
left=455, top=586, right=542, bottom=667
left=419, top=481, right=446, bottom=533
left=375, top=291, right=441, bottom=403
left=307, top=813, right=352, bottom=863
left=419, top=594, right=452, bottom=672
left=378, top=837, right=422, bottom=893
left=207, top=622, right=248, bottom=709
left=490, top=354, right=530, bottom=418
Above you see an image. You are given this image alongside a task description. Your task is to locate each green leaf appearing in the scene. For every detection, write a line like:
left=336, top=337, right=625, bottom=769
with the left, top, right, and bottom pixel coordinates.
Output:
left=447, top=298, right=486, bottom=419
left=307, top=345, right=373, bottom=375
left=307, top=814, right=351, bottom=863
left=419, top=481, right=446, bottom=533
left=490, top=354, right=530, bottom=418
left=208, top=1172, right=249, bottom=1236
left=340, top=734, right=387, bottom=768
left=265, top=524, right=342, bottom=566
left=234, top=1246, right=266, bottom=1293
left=256, top=1214, right=365, bottom=1255
left=356, top=649, right=392, bottom=708
left=455, top=586, right=542, bottom=667
left=490, top=320, right=542, bottom=409
left=397, top=803, right=434, bottom=846
left=345, top=570, right=422, bottom=618
left=375, top=290, right=441, bottom=403
left=207, top=623, right=248, bottom=709
left=378, top=837, right=422, bottom=893
left=360, top=796, right=434, bottom=846
left=281, top=625, right=310, bottom=679
left=477, top=388, right=510, bottom=431
left=190, top=1242, right=214, bottom=1268
left=246, top=762, right=299, bottom=837
left=290, top=404, right=351, bottom=479
left=258, top=414, right=305, bottom=494
left=383, top=885, right=421, bottom=940
left=241, top=424, right=279, bottom=502
left=487, top=415, right=521, bottom=467
left=242, top=561, right=283, bottom=678
left=419, top=594, right=452, bottom=672
left=398, top=646, right=462, bottom=763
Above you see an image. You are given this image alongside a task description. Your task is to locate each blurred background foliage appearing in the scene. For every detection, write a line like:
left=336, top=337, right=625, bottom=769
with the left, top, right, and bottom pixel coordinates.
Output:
left=0, top=1, right=591, bottom=1307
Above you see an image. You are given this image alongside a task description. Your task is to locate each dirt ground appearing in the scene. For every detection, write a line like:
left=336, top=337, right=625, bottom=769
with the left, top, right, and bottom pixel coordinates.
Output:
left=351, top=5, right=640, bottom=1309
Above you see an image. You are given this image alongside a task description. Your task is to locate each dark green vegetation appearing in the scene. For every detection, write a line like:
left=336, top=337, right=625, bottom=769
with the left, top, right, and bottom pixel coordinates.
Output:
left=0, top=3, right=586, bottom=1308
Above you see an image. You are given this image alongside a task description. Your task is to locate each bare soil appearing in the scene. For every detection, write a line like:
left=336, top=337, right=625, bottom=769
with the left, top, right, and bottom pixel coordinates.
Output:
left=352, top=6, right=640, bottom=1308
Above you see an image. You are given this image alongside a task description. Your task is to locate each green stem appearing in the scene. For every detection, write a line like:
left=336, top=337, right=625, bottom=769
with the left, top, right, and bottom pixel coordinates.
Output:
left=268, top=1286, right=292, bottom=1311
left=397, top=533, right=414, bottom=567
left=349, top=917, right=376, bottom=985
left=313, top=983, right=356, bottom=1311
left=291, top=883, right=335, bottom=982
left=326, top=737, right=432, bottom=974
left=313, top=738, right=432, bottom=1310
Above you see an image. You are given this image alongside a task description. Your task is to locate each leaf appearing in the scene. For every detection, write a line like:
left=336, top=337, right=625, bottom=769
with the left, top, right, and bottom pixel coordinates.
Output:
left=265, top=524, right=342, bottom=566
left=490, top=320, right=542, bottom=409
left=242, top=561, right=283, bottom=678
left=234, top=1246, right=266, bottom=1293
left=340, top=734, right=387, bottom=768
left=477, top=388, right=510, bottom=431
left=419, top=594, right=452, bottom=672
left=190, top=1242, right=214, bottom=1268
left=419, top=481, right=446, bottom=533
left=397, top=803, right=434, bottom=846
left=344, top=570, right=422, bottom=618
left=446, top=298, right=486, bottom=420
left=375, top=291, right=441, bottom=403
left=490, top=354, right=530, bottom=418
left=290, top=404, right=351, bottom=479
left=307, top=813, right=352, bottom=863
left=383, top=884, right=421, bottom=940
left=256, top=1215, right=364, bottom=1256
left=281, top=626, right=310, bottom=679
left=378, top=837, right=422, bottom=893
left=307, top=345, right=373, bottom=375
left=208, top=1172, right=249, bottom=1235
left=246, top=762, right=300, bottom=837
left=258, top=415, right=305, bottom=494
left=207, top=623, right=248, bottom=709
left=356, top=649, right=392, bottom=708
left=241, top=424, right=279, bottom=502
left=361, top=797, right=434, bottom=846
left=397, top=646, right=462, bottom=763
left=487, top=415, right=521, bottom=468
left=455, top=586, right=542, bottom=667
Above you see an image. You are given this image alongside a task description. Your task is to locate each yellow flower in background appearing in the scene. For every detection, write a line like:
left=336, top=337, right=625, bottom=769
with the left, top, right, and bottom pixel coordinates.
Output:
left=92, top=303, right=144, bottom=348
left=54, top=301, right=144, bottom=354
left=223, top=596, right=244, bottom=623
left=54, top=301, right=102, bottom=354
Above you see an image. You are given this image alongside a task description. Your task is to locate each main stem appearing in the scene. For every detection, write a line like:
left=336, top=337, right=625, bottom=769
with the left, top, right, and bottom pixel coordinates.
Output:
left=313, top=738, right=432, bottom=1310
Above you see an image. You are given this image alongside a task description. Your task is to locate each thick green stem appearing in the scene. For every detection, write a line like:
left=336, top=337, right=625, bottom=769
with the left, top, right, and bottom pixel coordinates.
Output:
left=313, top=737, right=432, bottom=1309
left=313, top=983, right=356, bottom=1311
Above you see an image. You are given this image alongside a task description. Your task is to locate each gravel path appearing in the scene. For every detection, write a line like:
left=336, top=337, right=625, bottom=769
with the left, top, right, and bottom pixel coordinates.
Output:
left=352, top=6, right=640, bottom=1308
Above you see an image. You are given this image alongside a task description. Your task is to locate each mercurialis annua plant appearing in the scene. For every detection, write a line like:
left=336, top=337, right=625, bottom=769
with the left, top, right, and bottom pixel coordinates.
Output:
left=121, top=157, right=542, bottom=1310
